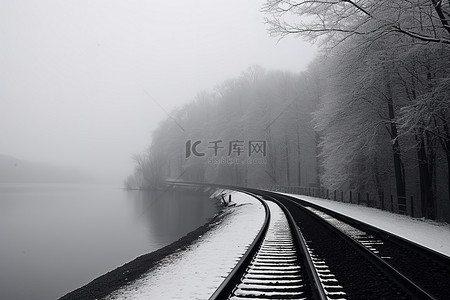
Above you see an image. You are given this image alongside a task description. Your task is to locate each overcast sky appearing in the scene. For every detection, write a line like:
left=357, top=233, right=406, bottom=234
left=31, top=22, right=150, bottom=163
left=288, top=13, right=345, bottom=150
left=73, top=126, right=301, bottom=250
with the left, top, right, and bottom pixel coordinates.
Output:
left=1, top=0, right=317, bottom=184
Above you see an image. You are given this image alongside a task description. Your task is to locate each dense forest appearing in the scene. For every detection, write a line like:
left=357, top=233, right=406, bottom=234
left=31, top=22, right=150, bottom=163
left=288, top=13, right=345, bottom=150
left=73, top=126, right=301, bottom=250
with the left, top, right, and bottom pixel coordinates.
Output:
left=125, top=66, right=320, bottom=189
left=127, top=1, right=450, bottom=221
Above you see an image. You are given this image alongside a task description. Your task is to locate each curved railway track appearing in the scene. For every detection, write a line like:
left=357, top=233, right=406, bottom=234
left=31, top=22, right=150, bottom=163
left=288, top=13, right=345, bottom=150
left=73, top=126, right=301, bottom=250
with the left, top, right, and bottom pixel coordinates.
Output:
left=267, top=191, right=450, bottom=300
left=209, top=193, right=325, bottom=300
left=245, top=188, right=450, bottom=300
left=169, top=182, right=450, bottom=299
left=228, top=201, right=314, bottom=299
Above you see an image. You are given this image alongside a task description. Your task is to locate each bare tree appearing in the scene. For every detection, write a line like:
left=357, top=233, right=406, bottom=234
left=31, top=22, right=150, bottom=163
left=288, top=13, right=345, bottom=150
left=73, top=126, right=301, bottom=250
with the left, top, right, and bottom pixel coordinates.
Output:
left=264, top=0, right=450, bottom=46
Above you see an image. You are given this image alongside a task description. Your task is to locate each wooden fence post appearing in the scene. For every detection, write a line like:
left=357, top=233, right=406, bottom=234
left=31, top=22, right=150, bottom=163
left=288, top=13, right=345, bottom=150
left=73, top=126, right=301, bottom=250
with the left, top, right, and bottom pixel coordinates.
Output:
left=398, top=196, right=407, bottom=215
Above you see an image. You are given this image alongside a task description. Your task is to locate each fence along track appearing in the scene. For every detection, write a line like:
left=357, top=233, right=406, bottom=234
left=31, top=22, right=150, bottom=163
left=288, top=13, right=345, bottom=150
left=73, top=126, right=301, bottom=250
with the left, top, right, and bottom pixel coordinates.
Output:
left=271, top=189, right=449, bottom=299
left=261, top=190, right=439, bottom=300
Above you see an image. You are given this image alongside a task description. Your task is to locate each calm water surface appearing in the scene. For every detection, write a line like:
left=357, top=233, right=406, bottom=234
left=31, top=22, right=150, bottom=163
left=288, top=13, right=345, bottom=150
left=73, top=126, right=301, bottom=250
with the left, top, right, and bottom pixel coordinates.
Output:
left=0, top=183, right=219, bottom=300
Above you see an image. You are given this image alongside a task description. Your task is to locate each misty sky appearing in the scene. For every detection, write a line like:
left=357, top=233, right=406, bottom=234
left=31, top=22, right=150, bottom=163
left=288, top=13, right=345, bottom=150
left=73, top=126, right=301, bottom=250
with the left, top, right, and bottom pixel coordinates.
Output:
left=1, top=1, right=317, bottom=183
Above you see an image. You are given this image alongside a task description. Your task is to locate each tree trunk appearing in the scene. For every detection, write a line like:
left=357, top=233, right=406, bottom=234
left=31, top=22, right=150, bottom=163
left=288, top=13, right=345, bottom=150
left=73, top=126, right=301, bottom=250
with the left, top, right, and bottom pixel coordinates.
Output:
left=295, top=100, right=302, bottom=187
left=284, top=135, right=291, bottom=186
left=440, top=117, right=450, bottom=205
left=315, top=131, right=321, bottom=188
left=431, top=0, right=450, bottom=36
left=414, top=67, right=437, bottom=220
left=447, top=152, right=450, bottom=203
left=416, top=134, right=436, bottom=219
left=373, top=156, right=384, bottom=209
left=265, top=125, right=278, bottom=185
left=386, top=81, right=407, bottom=214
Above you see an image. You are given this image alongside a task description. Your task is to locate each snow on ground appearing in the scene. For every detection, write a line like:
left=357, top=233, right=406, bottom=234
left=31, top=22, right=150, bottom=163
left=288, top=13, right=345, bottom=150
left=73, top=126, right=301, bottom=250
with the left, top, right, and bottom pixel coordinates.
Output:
left=104, top=191, right=265, bottom=300
left=284, top=193, right=450, bottom=257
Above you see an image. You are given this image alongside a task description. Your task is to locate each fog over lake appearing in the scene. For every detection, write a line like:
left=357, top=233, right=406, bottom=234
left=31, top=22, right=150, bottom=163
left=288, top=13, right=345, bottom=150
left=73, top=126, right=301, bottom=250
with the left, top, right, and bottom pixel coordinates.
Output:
left=1, top=1, right=316, bottom=184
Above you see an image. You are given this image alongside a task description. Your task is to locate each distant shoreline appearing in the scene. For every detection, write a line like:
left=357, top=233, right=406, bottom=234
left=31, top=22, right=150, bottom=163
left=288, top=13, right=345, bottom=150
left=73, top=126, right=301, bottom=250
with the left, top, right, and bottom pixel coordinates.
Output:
left=58, top=211, right=225, bottom=300
left=0, top=154, right=95, bottom=184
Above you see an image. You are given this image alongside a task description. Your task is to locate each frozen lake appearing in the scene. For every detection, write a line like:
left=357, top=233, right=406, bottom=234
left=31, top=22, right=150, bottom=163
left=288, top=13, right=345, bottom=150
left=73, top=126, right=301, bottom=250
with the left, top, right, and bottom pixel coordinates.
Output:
left=0, top=183, right=219, bottom=300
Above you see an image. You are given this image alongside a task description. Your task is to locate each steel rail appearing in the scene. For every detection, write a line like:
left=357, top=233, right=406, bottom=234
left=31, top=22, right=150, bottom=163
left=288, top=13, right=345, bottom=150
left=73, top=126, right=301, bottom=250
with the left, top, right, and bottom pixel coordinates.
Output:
left=257, top=193, right=327, bottom=300
left=277, top=190, right=450, bottom=267
left=208, top=190, right=271, bottom=300
left=255, top=189, right=437, bottom=300
left=169, top=182, right=325, bottom=299
left=168, top=182, right=447, bottom=299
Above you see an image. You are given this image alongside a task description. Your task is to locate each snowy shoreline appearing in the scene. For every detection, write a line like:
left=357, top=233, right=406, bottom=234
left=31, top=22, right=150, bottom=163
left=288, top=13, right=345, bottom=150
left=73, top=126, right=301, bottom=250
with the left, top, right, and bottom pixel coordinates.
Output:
left=104, top=191, right=265, bottom=299
left=58, top=210, right=227, bottom=300
left=59, top=190, right=266, bottom=300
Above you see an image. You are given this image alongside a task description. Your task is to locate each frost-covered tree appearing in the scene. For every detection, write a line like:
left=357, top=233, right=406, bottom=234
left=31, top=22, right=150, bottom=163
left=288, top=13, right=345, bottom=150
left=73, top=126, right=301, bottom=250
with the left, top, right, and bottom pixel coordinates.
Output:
left=267, top=0, right=450, bottom=219
left=313, top=47, right=397, bottom=202
left=264, top=0, right=450, bottom=46
left=393, top=44, right=450, bottom=218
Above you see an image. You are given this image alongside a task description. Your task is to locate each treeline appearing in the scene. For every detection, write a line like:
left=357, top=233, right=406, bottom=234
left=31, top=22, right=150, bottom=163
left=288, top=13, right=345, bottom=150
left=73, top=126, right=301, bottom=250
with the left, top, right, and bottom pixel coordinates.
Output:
left=125, top=66, right=321, bottom=191
left=264, top=0, right=450, bottom=221
left=127, top=0, right=450, bottom=221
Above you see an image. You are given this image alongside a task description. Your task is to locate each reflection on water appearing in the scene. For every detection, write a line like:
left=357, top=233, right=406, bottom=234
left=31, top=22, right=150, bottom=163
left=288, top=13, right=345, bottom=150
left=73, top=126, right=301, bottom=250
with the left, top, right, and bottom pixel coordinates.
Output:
left=0, top=184, right=219, bottom=300
left=128, top=189, right=219, bottom=247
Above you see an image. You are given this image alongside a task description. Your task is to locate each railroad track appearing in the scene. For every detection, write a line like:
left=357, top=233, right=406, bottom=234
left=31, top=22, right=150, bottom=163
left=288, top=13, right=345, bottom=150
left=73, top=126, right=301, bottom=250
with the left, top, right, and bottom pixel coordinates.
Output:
left=169, top=182, right=450, bottom=299
left=247, top=189, right=450, bottom=300
left=229, top=201, right=311, bottom=299
left=210, top=194, right=325, bottom=300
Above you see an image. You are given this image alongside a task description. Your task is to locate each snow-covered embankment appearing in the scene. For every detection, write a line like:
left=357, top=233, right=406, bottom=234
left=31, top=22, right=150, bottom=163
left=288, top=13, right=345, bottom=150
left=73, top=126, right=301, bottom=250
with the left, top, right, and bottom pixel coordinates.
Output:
left=285, top=193, right=450, bottom=257
left=105, top=191, right=265, bottom=299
